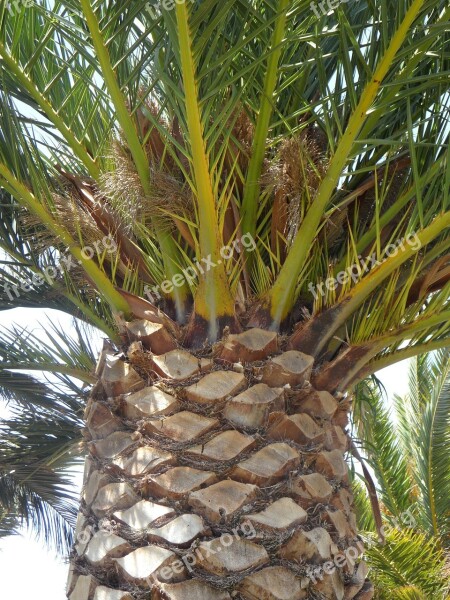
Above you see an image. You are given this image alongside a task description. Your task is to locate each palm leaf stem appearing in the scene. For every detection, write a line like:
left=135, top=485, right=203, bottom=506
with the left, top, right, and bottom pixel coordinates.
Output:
left=240, top=0, right=290, bottom=245
left=0, top=42, right=100, bottom=179
left=267, top=0, right=426, bottom=325
left=175, top=1, right=236, bottom=330
left=0, top=163, right=131, bottom=316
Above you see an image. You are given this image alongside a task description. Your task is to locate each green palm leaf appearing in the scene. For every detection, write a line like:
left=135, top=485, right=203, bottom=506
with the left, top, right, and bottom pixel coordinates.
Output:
left=0, top=317, right=95, bottom=553
left=394, top=351, right=450, bottom=539
left=354, top=381, right=413, bottom=519
left=353, top=351, right=450, bottom=597
left=364, top=528, right=448, bottom=599
left=0, top=0, right=449, bottom=566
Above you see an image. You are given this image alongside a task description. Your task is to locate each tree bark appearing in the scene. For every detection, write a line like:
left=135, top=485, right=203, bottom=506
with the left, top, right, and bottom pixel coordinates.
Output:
left=67, top=326, right=373, bottom=600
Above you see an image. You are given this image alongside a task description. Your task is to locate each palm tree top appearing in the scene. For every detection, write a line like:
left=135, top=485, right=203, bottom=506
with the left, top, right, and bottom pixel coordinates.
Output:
left=353, top=350, right=450, bottom=598
left=0, top=1, right=448, bottom=382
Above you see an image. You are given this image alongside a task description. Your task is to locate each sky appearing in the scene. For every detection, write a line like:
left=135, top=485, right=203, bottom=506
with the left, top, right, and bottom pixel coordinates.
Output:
left=0, top=308, right=85, bottom=598
left=0, top=306, right=412, bottom=599
left=0, top=461, right=83, bottom=598
left=0, top=532, right=71, bottom=596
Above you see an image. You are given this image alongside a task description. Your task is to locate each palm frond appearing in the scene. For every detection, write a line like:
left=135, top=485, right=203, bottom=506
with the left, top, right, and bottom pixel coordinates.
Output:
left=0, top=318, right=98, bottom=389
left=364, top=528, right=448, bottom=600
left=0, top=508, right=20, bottom=539
left=353, top=352, right=450, bottom=598
left=350, top=475, right=376, bottom=533
left=353, top=380, right=413, bottom=519
left=0, top=395, right=83, bottom=555
left=394, top=351, right=450, bottom=540
left=0, top=317, right=93, bottom=554
left=0, top=458, right=79, bottom=556
left=0, top=0, right=448, bottom=352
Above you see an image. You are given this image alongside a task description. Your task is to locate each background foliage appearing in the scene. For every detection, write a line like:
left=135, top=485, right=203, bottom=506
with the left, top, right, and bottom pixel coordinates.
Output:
left=353, top=351, right=450, bottom=599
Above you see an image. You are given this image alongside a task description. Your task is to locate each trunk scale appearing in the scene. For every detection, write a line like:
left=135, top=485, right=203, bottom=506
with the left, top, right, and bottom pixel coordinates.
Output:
left=67, top=324, right=373, bottom=600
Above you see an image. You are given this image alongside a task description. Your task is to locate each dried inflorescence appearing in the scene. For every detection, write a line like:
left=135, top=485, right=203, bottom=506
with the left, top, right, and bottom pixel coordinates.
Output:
left=268, top=131, right=328, bottom=251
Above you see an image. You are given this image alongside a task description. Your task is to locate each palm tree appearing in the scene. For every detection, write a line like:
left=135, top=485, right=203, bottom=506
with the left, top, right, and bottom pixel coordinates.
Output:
left=0, top=1, right=449, bottom=598
left=352, top=351, right=450, bottom=599
left=0, top=322, right=94, bottom=554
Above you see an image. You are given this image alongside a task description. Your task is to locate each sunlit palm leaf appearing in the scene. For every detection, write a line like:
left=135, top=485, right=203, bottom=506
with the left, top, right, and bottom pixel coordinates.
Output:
left=353, top=352, right=450, bottom=597
left=364, top=528, right=448, bottom=599
left=0, top=317, right=95, bottom=553
left=394, top=351, right=450, bottom=539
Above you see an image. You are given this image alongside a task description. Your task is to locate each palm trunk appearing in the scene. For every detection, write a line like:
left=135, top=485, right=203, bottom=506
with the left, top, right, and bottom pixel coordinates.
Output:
left=67, top=325, right=374, bottom=600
